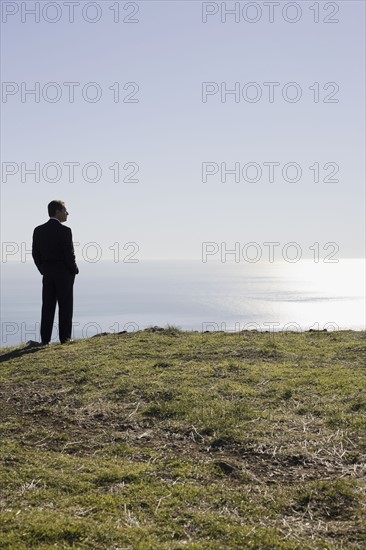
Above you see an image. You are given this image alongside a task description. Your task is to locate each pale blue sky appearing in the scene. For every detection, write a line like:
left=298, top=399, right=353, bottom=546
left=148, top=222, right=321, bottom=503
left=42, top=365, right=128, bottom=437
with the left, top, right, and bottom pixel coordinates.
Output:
left=1, top=0, right=365, bottom=260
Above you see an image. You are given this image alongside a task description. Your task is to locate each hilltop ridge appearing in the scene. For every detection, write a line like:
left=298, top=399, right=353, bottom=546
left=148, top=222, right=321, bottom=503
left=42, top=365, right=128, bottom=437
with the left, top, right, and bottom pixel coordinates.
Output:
left=1, top=330, right=365, bottom=549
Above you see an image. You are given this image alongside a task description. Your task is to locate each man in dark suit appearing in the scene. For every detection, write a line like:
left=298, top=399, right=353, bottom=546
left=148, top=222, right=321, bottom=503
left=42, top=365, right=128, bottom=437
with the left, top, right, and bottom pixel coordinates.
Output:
left=32, top=200, right=79, bottom=344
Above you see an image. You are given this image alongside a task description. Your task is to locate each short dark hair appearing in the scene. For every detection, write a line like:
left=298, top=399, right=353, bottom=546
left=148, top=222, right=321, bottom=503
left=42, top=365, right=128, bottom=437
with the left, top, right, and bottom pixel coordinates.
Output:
left=48, top=200, right=65, bottom=217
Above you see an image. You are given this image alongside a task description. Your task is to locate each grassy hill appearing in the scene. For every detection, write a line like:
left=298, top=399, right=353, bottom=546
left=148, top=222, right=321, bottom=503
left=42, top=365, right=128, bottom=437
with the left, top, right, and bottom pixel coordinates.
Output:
left=0, top=329, right=365, bottom=549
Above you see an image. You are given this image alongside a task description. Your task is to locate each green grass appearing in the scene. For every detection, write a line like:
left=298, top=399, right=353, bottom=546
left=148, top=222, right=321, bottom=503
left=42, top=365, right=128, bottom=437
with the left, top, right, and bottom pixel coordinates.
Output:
left=0, top=329, right=365, bottom=549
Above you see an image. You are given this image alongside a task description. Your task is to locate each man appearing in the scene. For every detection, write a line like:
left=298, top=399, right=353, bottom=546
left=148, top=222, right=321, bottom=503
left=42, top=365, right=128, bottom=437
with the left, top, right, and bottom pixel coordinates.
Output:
left=32, top=200, right=79, bottom=344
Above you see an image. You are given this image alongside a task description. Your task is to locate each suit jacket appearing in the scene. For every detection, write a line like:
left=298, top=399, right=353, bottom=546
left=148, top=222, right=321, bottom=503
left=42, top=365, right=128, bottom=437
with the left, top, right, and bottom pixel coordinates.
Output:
left=32, top=219, right=79, bottom=276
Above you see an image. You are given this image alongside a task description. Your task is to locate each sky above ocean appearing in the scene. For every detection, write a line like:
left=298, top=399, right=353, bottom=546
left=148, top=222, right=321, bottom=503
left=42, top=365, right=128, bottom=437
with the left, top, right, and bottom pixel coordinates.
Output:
left=1, top=0, right=365, bottom=260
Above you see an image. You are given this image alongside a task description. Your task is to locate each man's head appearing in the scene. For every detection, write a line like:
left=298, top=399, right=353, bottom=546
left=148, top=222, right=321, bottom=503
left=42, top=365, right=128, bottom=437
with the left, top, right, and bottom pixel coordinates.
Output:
left=48, top=200, right=69, bottom=223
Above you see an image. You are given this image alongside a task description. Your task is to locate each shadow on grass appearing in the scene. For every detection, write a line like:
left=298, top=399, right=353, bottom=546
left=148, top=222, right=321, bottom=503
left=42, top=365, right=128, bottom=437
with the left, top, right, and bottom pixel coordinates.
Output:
left=0, top=341, right=49, bottom=364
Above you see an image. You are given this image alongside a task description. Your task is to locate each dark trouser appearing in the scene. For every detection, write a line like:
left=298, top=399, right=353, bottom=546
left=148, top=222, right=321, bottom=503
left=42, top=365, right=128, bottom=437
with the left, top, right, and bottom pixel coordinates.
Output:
left=40, top=265, right=75, bottom=344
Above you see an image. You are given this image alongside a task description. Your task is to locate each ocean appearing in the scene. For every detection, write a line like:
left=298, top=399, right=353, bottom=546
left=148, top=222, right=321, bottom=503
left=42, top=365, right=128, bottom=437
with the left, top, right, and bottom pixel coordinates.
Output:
left=1, top=259, right=365, bottom=347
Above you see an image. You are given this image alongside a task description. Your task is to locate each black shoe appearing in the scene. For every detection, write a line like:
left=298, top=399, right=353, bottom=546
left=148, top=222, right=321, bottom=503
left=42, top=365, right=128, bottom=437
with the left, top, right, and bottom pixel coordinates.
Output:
left=26, top=340, right=49, bottom=348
